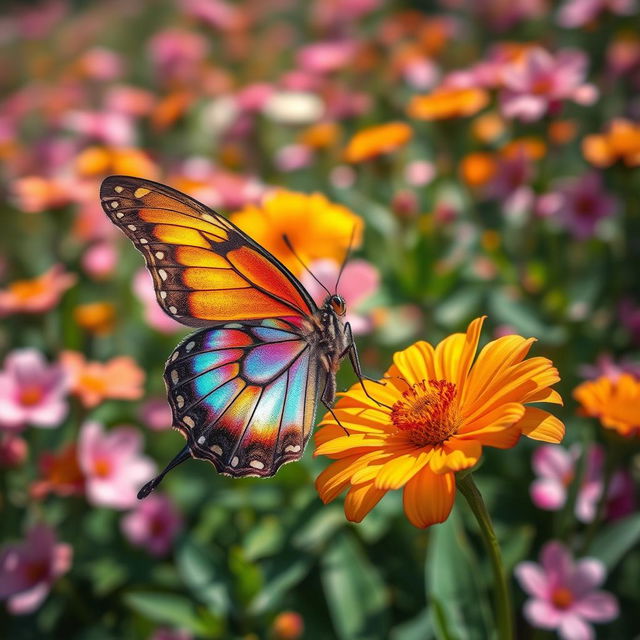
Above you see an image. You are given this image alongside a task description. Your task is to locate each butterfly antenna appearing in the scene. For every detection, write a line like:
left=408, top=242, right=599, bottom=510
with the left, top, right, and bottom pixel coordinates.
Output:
left=137, top=445, right=191, bottom=499
left=282, top=234, right=331, bottom=298
left=334, top=224, right=357, bottom=294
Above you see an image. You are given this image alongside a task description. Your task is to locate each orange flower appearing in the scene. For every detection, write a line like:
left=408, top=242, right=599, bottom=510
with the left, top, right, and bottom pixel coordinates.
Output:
left=408, top=87, right=489, bottom=121
left=229, top=190, right=362, bottom=277
left=343, top=122, right=412, bottom=163
left=73, top=302, right=116, bottom=335
left=460, top=152, right=497, bottom=187
left=573, top=374, right=640, bottom=437
left=582, top=119, right=640, bottom=168
left=299, top=122, right=341, bottom=149
left=60, top=351, right=145, bottom=408
left=315, top=317, right=564, bottom=528
left=0, top=265, right=76, bottom=316
left=75, top=146, right=159, bottom=178
left=471, top=112, right=506, bottom=144
left=31, top=444, right=84, bottom=499
left=501, top=137, right=546, bottom=160
left=12, top=176, right=72, bottom=213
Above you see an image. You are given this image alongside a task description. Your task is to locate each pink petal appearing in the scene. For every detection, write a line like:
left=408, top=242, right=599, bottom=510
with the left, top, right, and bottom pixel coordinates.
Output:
left=541, top=541, right=572, bottom=585
left=0, top=548, right=31, bottom=597
left=7, top=582, right=49, bottom=615
left=78, top=421, right=103, bottom=470
left=515, top=562, right=549, bottom=598
left=575, top=483, right=601, bottom=523
left=532, top=445, right=573, bottom=480
left=572, top=592, right=619, bottom=622
left=25, top=400, right=68, bottom=428
left=531, top=478, right=567, bottom=511
left=523, top=599, right=563, bottom=629
left=558, top=613, right=594, bottom=640
left=103, top=426, right=143, bottom=459
left=568, top=559, right=605, bottom=594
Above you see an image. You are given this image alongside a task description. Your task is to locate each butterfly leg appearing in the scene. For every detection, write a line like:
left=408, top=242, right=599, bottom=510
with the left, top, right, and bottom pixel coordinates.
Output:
left=321, top=373, right=350, bottom=436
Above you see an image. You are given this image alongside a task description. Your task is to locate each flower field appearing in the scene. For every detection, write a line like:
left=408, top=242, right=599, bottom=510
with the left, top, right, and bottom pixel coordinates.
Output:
left=1, top=1, right=640, bottom=638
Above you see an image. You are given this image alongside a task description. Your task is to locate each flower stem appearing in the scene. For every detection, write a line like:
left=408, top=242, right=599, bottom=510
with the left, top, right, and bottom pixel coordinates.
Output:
left=457, top=473, right=513, bottom=640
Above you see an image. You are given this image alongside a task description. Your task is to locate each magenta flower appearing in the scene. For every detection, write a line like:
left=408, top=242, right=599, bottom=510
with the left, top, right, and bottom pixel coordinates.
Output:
left=500, top=47, right=597, bottom=122
left=78, top=421, right=155, bottom=510
left=301, top=259, right=380, bottom=335
left=0, top=349, right=69, bottom=433
left=0, top=523, right=72, bottom=615
left=516, top=542, right=619, bottom=639
left=557, top=0, right=637, bottom=28
left=139, top=397, right=173, bottom=432
left=296, top=41, right=357, bottom=74
left=579, top=353, right=640, bottom=382
left=121, top=493, right=183, bottom=556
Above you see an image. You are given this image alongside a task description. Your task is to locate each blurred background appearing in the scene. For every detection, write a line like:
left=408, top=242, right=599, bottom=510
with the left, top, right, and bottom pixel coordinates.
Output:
left=1, top=0, right=640, bottom=638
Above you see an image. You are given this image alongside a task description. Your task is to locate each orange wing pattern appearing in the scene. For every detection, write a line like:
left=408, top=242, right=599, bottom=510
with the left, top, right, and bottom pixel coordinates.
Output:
left=100, top=176, right=315, bottom=326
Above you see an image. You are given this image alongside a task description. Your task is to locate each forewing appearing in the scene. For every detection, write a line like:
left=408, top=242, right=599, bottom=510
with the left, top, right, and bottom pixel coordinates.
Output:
left=165, top=319, right=321, bottom=477
left=100, top=175, right=315, bottom=326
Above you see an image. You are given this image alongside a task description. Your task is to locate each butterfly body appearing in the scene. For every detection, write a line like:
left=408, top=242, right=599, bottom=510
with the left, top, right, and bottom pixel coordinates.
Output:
left=100, top=175, right=369, bottom=490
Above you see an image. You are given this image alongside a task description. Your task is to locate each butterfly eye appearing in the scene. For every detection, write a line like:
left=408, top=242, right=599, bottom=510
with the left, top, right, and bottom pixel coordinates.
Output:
left=330, top=296, right=346, bottom=316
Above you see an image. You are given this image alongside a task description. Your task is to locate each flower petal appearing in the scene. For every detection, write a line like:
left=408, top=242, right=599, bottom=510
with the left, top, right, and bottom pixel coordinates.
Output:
left=515, top=561, right=549, bottom=598
left=402, top=467, right=455, bottom=528
left=568, top=559, right=605, bottom=593
left=523, top=598, right=564, bottom=629
left=315, top=452, right=383, bottom=503
left=518, top=407, right=565, bottom=443
left=532, top=445, right=573, bottom=480
left=436, top=438, right=482, bottom=473
left=343, top=482, right=387, bottom=523
left=373, top=450, right=432, bottom=490
left=530, top=478, right=567, bottom=511
left=558, top=613, right=594, bottom=640
left=459, top=402, right=525, bottom=435
left=572, top=592, right=619, bottom=623
left=390, top=340, right=437, bottom=385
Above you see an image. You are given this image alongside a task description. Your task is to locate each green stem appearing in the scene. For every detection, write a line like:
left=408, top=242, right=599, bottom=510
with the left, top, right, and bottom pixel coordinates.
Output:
left=457, top=473, right=513, bottom=640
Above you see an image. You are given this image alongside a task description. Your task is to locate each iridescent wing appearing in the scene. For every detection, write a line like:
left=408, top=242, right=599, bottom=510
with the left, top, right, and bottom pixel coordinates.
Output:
left=165, top=318, right=321, bottom=477
left=100, top=175, right=316, bottom=326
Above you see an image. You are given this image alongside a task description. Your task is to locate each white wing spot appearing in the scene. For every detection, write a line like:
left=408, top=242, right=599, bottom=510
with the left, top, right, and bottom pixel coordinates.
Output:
left=176, top=395, right=184, bottom=408
left=155, top=251, right=164, bottom=259
left=211, top=445, right=223, bottom=456
left=225, top=323, right=242, bottom=329
left=110, top=201, right=119, bottom=209
left=116, top=212, right=124, bottom=218
left=249, top=460, right=265, bottom=470
left=140, top=238, right=148, bottom=244
left=197, top=436, right=206, bottom=445
left=127, top=224, right=137, bottom=231
left=186, top=341, right=195, bottom=352
left=171, top=351, right=179, bottom=361
left=134, top=187, right=151, bottom=198
left=201, top=213, right=216, bottom=223
left=158, top=269, right=167, bottom=281
left=169, top=305, right=178, bottom=314
left=231, top=456, right=239, bottom=467
left=114, top=186, right=124, bottom=193
left=171, top=369, right=179, bottom=383
left=160, top=291, right=167, bottom=299
left=285, top=444, right=301, bottom=453
left=183, top=416, right=195, bottom=428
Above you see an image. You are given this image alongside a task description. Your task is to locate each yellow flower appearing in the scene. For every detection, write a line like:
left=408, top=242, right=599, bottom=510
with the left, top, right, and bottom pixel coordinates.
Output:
left=573, top=374, right=640, bottom=437
left=407, top=87, right=489, bottom=121
left=229, top=190, right=362, bottom=277
left=343, top=122, right=413, bottom=163
left=314, top=317, right=564, bottom=528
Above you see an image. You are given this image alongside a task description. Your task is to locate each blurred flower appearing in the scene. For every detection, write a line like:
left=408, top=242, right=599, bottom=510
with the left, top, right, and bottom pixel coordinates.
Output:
left=78, top=421, right=155, bottom=509
left=301, top=258, right=380, bottom=334
left=606, top=31, right=640, bottom=75
left=0, top=265, right=76, bottom=316
left=543, top=173, right=617, bottom=239
left=579, top=353, right=640, bottom=381
left=0, top=349, right=69, bottom=433
left=75, top=47, right=123, bottom=80
left=12, top=175, right=73, bottom=213
left=515, top=541, right=619, bottom=639
left=407, top=86, right=489, bottom=120
left=298, top=121, right=341, bottom=150
left=574, top=374, right=640, bottom=437
left=139, top=398, right=173, bottom=432
left=460, top=152, right=497, bottom=188
left=471, top=111, right=506, bottom=144
left=75, top=146, right=158, bottom=179
left=297, top=41, right=357, bottom=74
left=82, top=242, right=118, bottom=280
left=148, top=28, right=208, bottom=80
left=0, top=435, right=27, bottom=469
left=404, top=160, right=436, bottom=186
left=391, top=190, right=419, bottom=218
left=315, top=317, right=564, bottom=527
left=272, top=611, right=305, bottom=639
left=557, top=0, right=637, bottom=28
left=121, top=493, right=182, bottom=556
left=133, top=268, right=183, bottom=334
left=31, top=444, right=84, bottom=499
left=530, top=444, right=632, bottom=522
left=0, top=523, right=72, bottom=615
left=343, top=122, right=412, bottom=163
left=63, top=110, right=135, bottom=147
left=73, top=302, right=116, bottom=335
left=230, top=190, right=363, bottom=277
left=263, top=91, right=324, bottom=125
left=275, top=144, right=313, bottom=172
left=582, top=119, right=640, bottom=168
left=500, top=48, right=597, bottom=122
left=329, top=165, right=356, bottom=189
left=61, top=352, right=145, bottom=408
left=180, top=0, right=240, bottom=30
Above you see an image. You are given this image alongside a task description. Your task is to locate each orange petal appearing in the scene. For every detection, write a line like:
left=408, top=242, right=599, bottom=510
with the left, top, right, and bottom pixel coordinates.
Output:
left=343, top=482, right=387, bottom=523
left=314, top=433, right=390, bottom=458
left=524, top=387, right=564, bottom=405
left=454, top=316, right=485, bottom=394
left=315, top=451, right=384, bottom=502
left=457, top=423, right=522, bottom=448
left=440, top=438, right=482, bottom=472
left=373, top=449, right=432, bottom=490
left=460, top=402, right=525, bottom=435
left=518, top=407, right=565, bottom=443
left=402, top=467, right=455, bottom=528
left=390, top=341, right=437, bottom=386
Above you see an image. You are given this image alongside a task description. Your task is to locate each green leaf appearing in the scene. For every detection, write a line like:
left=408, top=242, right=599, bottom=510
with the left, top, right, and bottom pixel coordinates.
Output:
left=425, top=508, right=493, bottom=640
left=390, top=610, right=435, bottom=640
left=243, top=516, right=284, bottom=561
left=590, top=514, right=640, bottom=571
left=321, top=530, right=389, bottom=640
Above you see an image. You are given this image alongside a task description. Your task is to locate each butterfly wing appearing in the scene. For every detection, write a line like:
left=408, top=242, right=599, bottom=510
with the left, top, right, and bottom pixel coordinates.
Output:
left=100, top=175, right=316, bottom=326
left=165, top=318, right=321, bottom=477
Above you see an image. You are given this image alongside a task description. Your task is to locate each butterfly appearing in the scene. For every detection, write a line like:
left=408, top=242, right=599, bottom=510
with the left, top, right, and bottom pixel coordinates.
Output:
left=100, top=175, right=378, bottom=498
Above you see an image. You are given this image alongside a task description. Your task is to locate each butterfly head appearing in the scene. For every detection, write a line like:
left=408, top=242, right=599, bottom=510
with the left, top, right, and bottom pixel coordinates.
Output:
left=327, top=294, right=346, bottom=317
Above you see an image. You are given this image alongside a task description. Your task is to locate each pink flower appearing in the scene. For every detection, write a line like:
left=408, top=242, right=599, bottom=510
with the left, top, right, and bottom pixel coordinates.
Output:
left=180, top=0, right=240, bottom=30
left=139, top=398, right=173, bottom=432
left=82, top=242, right=118, bottom=280
left=501, top=48, right=597, bottom=122
left=0, top=435, right=27, bottom=468
left=579, top=353, right=640, bottom=382
left=0, top=523, right=72, bottom=615
left=0, top=349, right=69, bottom=433
left=78, top=421, right=155, bottom=510
left=404, top=160, right=436, bottom=187
left=133, top=269, right=183, bottom=334
left=301, top=259, right=380, bottom=335
left=62, top=110, right=135, bottom=147
left=121, top=493, right=182, bottom=556
left=77, top=47, right=123, bottom=81
left=148, top=29, right=208, bottom=80
left=557, top=0, right=637, bottom=28
left=516, top=541, right=619, bottom=639
left=296, top=41, right=357, bottom=74
left=275, top=144, right=313, bottom=172
left=531, top=444, right=633, bottom=522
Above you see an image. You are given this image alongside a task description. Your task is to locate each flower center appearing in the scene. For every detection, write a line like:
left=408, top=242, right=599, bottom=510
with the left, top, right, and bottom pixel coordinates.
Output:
left=93, top=457, right=112, bottom=478
left=390, top=379, right=459, bottom=446
left=551, top=586, right=574, bottom=610
left=25, top=561, right=49, bottom=583
left=78, top=373, right=107, bottom=394
left=19, top=385, right=44, bottom=407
